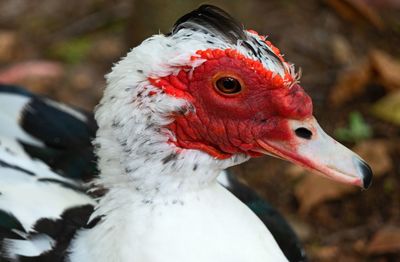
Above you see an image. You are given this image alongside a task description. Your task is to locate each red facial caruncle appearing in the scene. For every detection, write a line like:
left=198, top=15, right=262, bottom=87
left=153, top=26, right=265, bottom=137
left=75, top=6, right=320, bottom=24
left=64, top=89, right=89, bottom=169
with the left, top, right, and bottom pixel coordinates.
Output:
left=150, top=48, right=313, bottom=159
left=147, top=4, right=371, bottom=189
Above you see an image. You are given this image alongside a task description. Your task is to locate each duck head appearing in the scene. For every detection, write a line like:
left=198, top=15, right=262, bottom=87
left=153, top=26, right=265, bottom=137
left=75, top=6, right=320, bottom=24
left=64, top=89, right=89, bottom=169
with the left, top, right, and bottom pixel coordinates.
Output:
left=94, top=5, right=372, bottom=192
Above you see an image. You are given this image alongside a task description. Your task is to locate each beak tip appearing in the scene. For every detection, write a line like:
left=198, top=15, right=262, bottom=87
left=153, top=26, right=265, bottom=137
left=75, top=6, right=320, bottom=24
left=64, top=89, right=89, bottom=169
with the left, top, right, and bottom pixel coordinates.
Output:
left=359, top=160, right=373, bottom=189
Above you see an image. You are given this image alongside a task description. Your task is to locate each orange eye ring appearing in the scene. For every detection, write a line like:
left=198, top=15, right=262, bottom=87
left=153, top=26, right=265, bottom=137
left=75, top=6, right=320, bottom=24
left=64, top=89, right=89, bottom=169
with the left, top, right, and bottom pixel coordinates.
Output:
left=213, top=73, right=244, bottom=96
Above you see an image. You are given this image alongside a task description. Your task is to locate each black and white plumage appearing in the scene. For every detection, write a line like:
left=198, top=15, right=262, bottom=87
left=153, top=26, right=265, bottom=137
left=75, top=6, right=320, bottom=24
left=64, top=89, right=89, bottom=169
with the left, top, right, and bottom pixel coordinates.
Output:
left=0, top=84, right=306, bottom=261
left=0, top=85, right=96, bottom=261
left=0, top=85, right=97, bottom=179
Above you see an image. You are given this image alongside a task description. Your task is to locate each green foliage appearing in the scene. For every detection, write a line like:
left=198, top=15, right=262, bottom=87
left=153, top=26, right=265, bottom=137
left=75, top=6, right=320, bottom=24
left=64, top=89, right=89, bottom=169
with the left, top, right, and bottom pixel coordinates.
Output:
left=334, top=111, right=373, bottom=143
left=51, top=37, right=92, bottom=64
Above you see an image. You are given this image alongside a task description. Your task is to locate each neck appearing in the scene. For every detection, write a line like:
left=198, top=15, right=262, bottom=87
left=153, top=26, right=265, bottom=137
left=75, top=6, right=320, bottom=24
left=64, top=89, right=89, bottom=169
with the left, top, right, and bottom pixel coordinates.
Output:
left=69, top=179, right=287, bottom=262
left=94, top=91, right=247, bottom=194
left=93, top=119, right=248, bottom=197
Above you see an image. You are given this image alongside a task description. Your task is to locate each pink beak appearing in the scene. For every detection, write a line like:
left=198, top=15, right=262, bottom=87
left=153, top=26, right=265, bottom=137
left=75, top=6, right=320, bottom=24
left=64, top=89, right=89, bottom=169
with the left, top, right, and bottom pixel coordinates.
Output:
left=256, top=117, right=372, bottom=189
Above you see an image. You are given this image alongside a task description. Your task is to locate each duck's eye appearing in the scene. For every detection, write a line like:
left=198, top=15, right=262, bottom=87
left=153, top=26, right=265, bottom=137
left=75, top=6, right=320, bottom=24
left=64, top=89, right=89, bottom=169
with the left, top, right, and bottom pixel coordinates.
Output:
left=215, top=77, right=242, bottom=95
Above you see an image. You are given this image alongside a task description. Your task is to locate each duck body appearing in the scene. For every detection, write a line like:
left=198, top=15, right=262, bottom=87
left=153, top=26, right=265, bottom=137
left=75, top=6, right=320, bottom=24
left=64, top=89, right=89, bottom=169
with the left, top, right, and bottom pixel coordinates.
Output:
left=0, top=129, right=288, bottom=262
left=69, top=182, right=286, bottom=262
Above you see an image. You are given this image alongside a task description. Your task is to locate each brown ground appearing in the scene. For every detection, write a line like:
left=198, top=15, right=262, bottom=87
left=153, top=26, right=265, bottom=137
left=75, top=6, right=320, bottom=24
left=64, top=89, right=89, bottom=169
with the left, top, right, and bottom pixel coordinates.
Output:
left=1, top=0, right=399, bottom=261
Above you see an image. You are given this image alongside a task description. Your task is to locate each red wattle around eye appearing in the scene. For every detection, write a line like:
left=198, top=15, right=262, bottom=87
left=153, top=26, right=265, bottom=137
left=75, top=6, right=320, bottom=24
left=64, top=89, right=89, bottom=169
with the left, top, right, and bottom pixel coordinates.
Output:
left=150, top=49, right=313, bottom=159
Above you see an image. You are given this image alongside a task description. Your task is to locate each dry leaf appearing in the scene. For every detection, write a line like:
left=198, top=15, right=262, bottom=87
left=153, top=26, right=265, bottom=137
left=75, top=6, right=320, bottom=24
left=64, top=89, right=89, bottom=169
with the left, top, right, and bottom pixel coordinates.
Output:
left=326, top=0, right=385, bottom=30
left=353, top=140, right=392, bottom=177
left=311, top=245, right=339, bottom=261
left=285, top=165, right=307, bottom=178
left=294, top=174, right=357, bottom=215
left=370, top=49, right=400, bottom=91
left=364, top=0, right=400, bottom=9
left=330, top=49, right=400, bottom=106
left=0, top=31, right=18, bottom=62
left=330, top=59, right=371, bottom=106
left=331, top=35, right=356, bottom=65
left=353, top=239, right=367, bottom=253
left=371, top=91, right=400, bottom=126
left=287, top=217, right=312, bottom=241
left=367, top=226, right=400, bottom=254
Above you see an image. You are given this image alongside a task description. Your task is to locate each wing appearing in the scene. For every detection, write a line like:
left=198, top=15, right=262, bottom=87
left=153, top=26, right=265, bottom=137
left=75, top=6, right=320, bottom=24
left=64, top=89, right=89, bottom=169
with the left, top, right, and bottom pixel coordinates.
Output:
left=0, top=84, right=97, bottom=261
left=0, top=84, right=97, bottom=180
left=0, top=136, right=95, bottom=261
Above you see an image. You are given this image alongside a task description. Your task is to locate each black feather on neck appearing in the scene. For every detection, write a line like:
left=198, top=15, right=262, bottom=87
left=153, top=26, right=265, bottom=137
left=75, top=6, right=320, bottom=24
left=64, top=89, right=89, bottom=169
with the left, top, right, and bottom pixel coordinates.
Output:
left=170, top=5, right=247, bottom=44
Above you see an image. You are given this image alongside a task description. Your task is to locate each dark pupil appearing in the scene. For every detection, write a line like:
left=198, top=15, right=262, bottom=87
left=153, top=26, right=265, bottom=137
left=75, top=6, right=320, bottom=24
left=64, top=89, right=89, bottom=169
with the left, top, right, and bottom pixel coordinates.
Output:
left=217, top=77, right=241, bottom=94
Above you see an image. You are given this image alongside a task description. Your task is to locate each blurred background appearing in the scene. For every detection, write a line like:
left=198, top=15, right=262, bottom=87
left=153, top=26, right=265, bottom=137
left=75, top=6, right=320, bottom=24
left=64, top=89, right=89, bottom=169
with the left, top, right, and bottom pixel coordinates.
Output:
left=0, top=0, right=399, bottom=261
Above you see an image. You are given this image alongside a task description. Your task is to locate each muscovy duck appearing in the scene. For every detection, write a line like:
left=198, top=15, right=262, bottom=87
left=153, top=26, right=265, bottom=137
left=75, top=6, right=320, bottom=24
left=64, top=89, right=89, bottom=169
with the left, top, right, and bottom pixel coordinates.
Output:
left=0, top=5, right=372, bottom=262
left=0, top=84, right=307, bottom=262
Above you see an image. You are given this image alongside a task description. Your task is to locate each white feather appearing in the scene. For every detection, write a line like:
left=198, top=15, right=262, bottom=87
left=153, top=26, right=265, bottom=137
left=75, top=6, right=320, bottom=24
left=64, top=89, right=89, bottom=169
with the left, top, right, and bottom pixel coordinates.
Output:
left=0, top=94, right=44, bottom=147
left=3, top=234, right=55, bottom=260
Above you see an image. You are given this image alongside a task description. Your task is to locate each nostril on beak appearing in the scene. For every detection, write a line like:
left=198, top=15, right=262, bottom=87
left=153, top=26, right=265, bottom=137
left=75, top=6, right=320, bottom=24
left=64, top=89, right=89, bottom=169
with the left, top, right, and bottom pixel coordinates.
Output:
left=295, top=127, right=312, bottom=140
left=356, top=158, right=373, bottom=189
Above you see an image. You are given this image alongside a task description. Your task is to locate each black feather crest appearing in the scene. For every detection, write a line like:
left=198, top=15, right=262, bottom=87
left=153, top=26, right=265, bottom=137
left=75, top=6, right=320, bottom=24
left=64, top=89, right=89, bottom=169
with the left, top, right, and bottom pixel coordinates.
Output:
left=171, top=5, right=247, bottom=44
left=170, top=5, right=287, bottom=75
